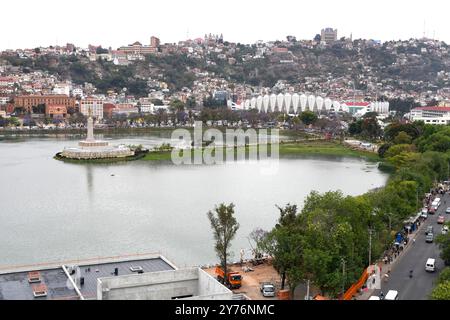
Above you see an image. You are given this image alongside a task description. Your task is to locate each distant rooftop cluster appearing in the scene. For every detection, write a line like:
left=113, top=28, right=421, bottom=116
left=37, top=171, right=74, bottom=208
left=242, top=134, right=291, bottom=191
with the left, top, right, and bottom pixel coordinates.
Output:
left=1, top=29, right=450, bottom=127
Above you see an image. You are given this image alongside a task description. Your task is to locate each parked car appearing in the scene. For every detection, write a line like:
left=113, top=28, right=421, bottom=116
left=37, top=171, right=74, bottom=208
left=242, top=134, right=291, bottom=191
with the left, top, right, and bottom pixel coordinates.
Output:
left=420, top=209, right=428, bottom=219
left=442, top=225, right=449, bottom=235
left=446, top=207, right=450, bottom=214
left=260, top=283, right=276, bottom=297
left=426, top=233, right=434, bottom=243
left=438, top=215, right=445, bottom=224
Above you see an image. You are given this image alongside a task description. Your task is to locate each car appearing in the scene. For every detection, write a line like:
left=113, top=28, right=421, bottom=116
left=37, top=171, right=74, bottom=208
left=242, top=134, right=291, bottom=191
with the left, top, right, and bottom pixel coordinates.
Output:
left=368, top=296, right=380, bottom=300
left=426, top=233, right=434, bottom=243
left=442, top=225, right=449, bottom=235
left=385, top=290, right=399, bottom=300
left=426, top=258, right=436, bottom=272
left=429, top=206, right=437, bottom=214
left=426, top=226, right=434, bottom=235
left=446, top=207, right=450, bottom=214
left=438, top=216, right=445, bottom=224
left=260, top=283, right=276, bottom=297
left=421, top=209, right=428, bottom=219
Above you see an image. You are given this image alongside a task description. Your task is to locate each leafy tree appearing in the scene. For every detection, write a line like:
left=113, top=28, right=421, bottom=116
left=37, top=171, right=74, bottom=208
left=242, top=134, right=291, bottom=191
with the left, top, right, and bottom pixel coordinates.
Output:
left=436, top=233, right=450, bottom=266
left=207, top=203, right=240, bottom=285
left=393, top=131, right=413, bottom=145
left=437, top=267, right=450, bottom=283
left=378, top=143, right=392, bottom=158
left=384, top=144, right=416, bottom=159
left=360, top=117, right=382, bottom=140
left=300, top=111, right=318, bottom=126
left=248, top=228, right=268, bottom=259
left=169, top=99, right=185, bottom=111
left=430, top=281, right=450, bottom=300
left=8, top=117, right=20, bottom=126
left=261, top=204, right=304, bottom=296
left=348, top=120, right=363, bottom=135
left=384, top=122, right=421, bottom=141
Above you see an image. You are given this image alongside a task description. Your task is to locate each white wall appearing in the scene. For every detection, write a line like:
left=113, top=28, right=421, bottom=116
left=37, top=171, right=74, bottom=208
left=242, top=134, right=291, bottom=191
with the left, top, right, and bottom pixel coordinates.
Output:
left=97, top=268, right=232, bottom=300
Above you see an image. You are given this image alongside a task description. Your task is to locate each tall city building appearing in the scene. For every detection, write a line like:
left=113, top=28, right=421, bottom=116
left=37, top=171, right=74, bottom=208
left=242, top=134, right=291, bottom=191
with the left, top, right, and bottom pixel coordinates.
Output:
left=321, top=28, right=338, bottom=43
left=150, top=36, right=160, bottom=48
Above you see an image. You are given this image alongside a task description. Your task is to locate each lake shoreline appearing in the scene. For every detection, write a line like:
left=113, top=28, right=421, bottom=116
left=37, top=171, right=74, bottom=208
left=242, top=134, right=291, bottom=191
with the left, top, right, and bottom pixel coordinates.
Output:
left=142, top=140, right=380, bottom=162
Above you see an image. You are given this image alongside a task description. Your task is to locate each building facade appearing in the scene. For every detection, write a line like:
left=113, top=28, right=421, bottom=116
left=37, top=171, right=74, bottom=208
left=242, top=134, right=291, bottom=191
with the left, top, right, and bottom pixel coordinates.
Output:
left=80, top=98, right=104, bottom=120
left=119, top=42, right=158, bottom=55
left=14, top=95, right=76, bottom=113
left=45, top=105, right=67, bottom=118
left=410, top=106, right=450, bottom=125
left=321, top=28, right=338, bottom=43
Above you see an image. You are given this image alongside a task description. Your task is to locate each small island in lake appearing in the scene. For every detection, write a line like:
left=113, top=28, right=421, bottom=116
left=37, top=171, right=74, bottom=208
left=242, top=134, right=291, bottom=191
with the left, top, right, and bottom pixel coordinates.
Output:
left=55, top=107, right=148, bottom=162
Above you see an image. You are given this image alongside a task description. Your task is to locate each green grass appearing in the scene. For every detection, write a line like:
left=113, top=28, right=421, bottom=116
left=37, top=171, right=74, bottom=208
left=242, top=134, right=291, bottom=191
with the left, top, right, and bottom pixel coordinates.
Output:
left=279, top=141, right=380, bottom=161
left=142, top=140, right=380, bottom=162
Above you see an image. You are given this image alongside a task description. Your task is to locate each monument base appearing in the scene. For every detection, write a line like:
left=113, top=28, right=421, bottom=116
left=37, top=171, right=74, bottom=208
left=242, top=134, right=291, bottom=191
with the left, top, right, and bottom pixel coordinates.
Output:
left=79, top=140, right=109, bottom=148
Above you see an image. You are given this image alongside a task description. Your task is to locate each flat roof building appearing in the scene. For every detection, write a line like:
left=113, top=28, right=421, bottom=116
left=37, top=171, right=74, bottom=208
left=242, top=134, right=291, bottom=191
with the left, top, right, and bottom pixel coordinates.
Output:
left=14, top=95, right=76, bottom=113
left=97, top=268, right=233, bottom=300
left=410, top=106, right=450, bottom=125
left=0, top=254, right=176, bottom=300
left=0, top=254, right=233, bottom=300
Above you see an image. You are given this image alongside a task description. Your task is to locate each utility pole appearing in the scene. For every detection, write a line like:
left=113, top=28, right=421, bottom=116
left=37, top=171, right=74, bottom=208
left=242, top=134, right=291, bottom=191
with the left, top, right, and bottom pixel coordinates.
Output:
left=306, top=279, right=310, bottom=300
left=388, top=214, right=392, bottom=233
left=369, top=229, right=372, bottom=266
left=341, top=258, right=346, bottom=296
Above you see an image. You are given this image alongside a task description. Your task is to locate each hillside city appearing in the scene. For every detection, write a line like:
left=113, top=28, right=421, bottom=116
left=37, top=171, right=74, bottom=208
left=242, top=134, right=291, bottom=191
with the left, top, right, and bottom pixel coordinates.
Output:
left=1, top=29, right=450, bottom=130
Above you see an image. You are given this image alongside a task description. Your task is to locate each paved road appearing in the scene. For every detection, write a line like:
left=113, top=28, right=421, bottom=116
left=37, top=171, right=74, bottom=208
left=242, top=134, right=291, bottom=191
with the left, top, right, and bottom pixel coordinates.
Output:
left=373, top=194, right=448, bottom=300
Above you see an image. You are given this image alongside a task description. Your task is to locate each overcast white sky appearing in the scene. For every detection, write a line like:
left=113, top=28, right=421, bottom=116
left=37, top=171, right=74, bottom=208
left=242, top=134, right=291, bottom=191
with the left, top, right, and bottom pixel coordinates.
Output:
left=1, top=0, right=449, bottom=50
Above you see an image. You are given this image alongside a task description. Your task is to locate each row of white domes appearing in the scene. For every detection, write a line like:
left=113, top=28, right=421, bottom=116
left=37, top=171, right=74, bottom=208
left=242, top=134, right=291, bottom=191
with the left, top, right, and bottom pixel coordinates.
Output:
left=242, top=93, right=389, bottom=114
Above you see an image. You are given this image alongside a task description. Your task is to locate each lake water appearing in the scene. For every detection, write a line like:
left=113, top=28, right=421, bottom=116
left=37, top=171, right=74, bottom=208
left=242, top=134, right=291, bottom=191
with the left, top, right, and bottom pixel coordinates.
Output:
left=0, top=134, right=389, bottom=268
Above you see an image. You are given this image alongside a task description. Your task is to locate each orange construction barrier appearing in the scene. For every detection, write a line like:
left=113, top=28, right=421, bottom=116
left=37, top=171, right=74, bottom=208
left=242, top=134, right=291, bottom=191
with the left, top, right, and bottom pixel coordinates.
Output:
left=342, top=267, right=369, bottom=300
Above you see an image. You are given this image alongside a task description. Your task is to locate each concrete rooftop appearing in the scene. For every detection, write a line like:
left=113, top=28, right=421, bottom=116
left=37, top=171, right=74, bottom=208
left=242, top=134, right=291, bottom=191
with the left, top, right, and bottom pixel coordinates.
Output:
left=0, top=254, right=175, bottom=300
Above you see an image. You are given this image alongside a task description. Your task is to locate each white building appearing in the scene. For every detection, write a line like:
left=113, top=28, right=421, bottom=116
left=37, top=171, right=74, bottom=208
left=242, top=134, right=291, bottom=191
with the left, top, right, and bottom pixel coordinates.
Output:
left=80, top=98, right=104, bottom=120
left=53, top=83, right=72, bottom=96
left=410, top=106, right=450, bottom=125
left=72, top=88, right=84, bottom=98
left=97, top=268, right=233, bottom=300
left=0, top=96, right=9, bottom=105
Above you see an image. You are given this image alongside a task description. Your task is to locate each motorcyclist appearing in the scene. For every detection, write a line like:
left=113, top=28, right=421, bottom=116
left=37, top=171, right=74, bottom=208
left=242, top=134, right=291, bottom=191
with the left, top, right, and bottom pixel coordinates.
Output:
left=409, top=269, right=413, bottom=278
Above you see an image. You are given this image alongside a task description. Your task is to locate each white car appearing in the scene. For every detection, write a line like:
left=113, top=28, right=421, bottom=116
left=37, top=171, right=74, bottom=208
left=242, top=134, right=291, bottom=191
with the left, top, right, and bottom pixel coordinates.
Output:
left=385, top=290, right=399, bottom=300
left=442, top=225, right=449, bottom=235
left=426, top=258, right=436, bottom=272
left=260, top=283, right=276, bottom=297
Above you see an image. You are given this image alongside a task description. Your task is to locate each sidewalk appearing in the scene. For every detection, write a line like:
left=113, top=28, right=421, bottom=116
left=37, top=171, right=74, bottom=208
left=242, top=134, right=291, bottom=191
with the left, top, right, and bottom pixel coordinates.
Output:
left=355, top=220, right=425, bottom=300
